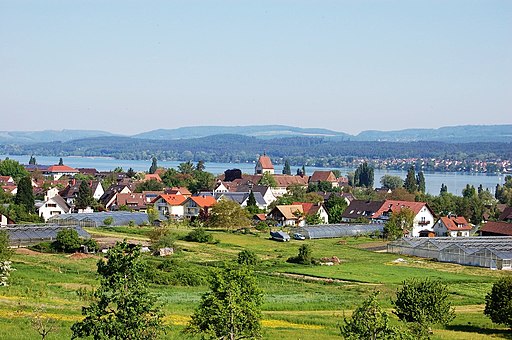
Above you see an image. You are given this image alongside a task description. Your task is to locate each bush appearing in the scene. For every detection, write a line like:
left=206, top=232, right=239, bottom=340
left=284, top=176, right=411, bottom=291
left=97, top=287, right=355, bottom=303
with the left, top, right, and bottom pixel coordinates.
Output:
left=103, top=217, right=114, bottom=226
left=82, top=238, right=98, bottom=253
left=254, top=222, right=269, bottom=231
left=184, top=228, right=214, bottom=243
left=393, top=278, right=455, bottom=331
left=287, top=244, right=313, bottom=265
left=237, top=250, right=259, bottom=266
left=54, top=228, right=81, bottom=253
left=484, top=276, right=512, bottom=328
left=149, top=228, right=176, bottom=249
left=144, top=259, right=209, bottom=286
left=29, top=241, right=56, bottom=253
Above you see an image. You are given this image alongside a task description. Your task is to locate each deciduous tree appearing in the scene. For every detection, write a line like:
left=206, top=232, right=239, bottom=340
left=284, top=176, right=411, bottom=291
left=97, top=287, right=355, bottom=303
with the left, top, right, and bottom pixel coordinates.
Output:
left=71, top=241, right=165, bottom=339
left=185, top=265, right=263, bottom=339
left=380, top=175, right=404, bottom=190
left=484, top=276, right=512, bottom=329
left=206, top=199, right=251, bottom=229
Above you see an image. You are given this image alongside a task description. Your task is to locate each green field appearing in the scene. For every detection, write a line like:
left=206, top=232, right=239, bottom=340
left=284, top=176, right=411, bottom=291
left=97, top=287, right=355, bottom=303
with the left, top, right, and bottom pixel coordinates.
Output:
left=1, top=227, right=511, bottom=339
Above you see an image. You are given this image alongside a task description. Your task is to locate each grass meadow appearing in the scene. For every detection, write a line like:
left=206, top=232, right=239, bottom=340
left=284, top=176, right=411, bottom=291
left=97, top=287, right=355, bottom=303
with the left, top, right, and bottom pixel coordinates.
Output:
left=0, top=226, right=511, bottom=339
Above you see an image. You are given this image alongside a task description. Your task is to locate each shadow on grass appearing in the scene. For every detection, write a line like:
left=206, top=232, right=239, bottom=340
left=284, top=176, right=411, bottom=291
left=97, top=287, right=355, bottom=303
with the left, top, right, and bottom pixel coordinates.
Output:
left=445, top=324, right=512, bottom=339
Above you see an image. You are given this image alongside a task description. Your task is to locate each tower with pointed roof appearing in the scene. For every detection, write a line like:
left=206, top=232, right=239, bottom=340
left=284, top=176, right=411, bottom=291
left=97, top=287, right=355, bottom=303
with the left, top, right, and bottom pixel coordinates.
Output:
left=255, top=153, right=274, bottom=175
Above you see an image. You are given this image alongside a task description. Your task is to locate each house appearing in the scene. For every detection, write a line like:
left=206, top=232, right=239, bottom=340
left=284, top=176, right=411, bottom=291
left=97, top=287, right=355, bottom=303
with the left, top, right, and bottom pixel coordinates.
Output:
left=0, top=176, right=14, bottom=185
left=315, top=192, right=354, bottom=206
left=143, top=173, right=162, bottom=182
left=214, top=192, right=268, bottom=210
left=0, top=213, right=15, bottom=226
left=152, top=194, right=187, bottom=219
left=293, top=202, right=329, bottom=224
left=433, top=215, right=472, bottom=237
left=45, top=164, right=79, bottom=180
left=479, top=221, right=512, bottom=236
left=234, top=184, right=277, bottom=205
left=267, top=205, right=305, bottom=226
left=372, top=200, right=436, bottom=237
left=142, top=191, right=164, bottom=203
left=213, top=181, right=230, bottom=193
left=99, top=184, right=132, bottom=210
left=166, top=186, right=192, bottom=198
left=182, top=195, right=217, bottom=219
left=499, top=206, right=512, bottom=222
left=309, top=171, right=339, bottom=188
left=114, top=193, right=147, bottom=211
left=1, top=184, right=17, bottom=195
left=255, top=154, right=274, bottom=175
left=341, top=200, right=385, bottom=223
left=38, top=194, right=71, bottom=221
left=59, top=180, right=104, bottom=205
left=271, top=175, right=309, bottom=197
left=342, top=199, right=435, bottom=237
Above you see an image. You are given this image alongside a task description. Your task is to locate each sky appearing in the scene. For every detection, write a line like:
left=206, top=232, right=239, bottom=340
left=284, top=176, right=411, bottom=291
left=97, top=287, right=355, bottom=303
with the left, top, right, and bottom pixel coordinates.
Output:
left=1, top=0, right=511, bottom=135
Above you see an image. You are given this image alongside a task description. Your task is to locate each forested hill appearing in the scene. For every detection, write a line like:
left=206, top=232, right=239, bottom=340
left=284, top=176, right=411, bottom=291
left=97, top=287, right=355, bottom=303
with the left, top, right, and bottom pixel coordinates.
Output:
left=1, top=134, right=511, bottom=165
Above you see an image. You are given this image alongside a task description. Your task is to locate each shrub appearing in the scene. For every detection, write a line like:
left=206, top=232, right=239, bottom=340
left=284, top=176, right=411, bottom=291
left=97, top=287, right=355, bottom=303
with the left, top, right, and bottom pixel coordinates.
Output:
left=54, top=228, right=81, bottom=253
left=184, top=228, right=214, bottom=243
left=237, top=250, right=259, bottom=266
left=149, top=227, right=176, bottom=249
left=287, top=244, right=313, bottom=265
left=145, top=259, right=209, bottom=286
left=254, top=222, right=269, bottom=231
left=484, top=276, right=512, bottom=328
left=103, top=216, right=114, bottom=226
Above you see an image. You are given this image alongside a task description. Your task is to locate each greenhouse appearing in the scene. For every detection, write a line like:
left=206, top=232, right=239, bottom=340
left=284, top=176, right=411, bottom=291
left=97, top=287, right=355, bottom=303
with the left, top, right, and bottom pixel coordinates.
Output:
left=2, top=225, right=89, bottom=247
left=294, top=224, right=384, bottom=239
left=388, top=236, right=512, bottom=270
left=47, top=211, right=149, bottom=227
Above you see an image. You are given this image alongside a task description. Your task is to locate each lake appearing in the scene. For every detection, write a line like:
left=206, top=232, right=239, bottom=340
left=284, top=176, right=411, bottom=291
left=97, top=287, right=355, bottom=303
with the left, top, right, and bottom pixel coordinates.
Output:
left=1, top=154, right=506, bottom=196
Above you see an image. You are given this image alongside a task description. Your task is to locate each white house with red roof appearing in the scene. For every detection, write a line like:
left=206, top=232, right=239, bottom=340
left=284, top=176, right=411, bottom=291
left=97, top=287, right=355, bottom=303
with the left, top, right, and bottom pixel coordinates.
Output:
left=294, top=202, right=329, bottom=224
left=433, top=215, right=472, bottom=237
left=182, top=195, right=217, bottom=219
left=152, top=194, right=187, bottom=218
left=373, top=200, right=435, bottom=237
left=255, top=154, right=274, bottom=175
left=46, top=165, right=79, bottom=180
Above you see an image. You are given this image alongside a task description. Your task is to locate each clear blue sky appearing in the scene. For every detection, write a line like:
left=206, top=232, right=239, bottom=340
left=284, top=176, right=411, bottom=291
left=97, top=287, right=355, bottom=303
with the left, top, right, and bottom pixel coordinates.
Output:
left=1, top=0, right=510, bottom=135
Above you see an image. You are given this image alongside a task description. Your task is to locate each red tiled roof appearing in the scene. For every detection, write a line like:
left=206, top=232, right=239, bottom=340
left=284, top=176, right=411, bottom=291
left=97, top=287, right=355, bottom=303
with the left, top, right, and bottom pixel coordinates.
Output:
left=480, top=221, right=512, bottom=236
left=374, top=200, right=428, bottom=216
left=167, top=186, right=192, bottom=196
left=439, top=216, right=472, bottom=231
left=273, top=175, right=309, bottom=187
left=189, top=195, right=217, bottom=208
left=47, top=165, right=79, bottom=173
left=309, top=171, right=336, bottom=183
left=257, top=155, right=274, bottom=169
left=144, top=174, right=162, bottom=182
left=499, top=207, right=512, bottom=221
left=155, top=194, right=187, bottom=206
left=116, top=193, right=146, bottom=207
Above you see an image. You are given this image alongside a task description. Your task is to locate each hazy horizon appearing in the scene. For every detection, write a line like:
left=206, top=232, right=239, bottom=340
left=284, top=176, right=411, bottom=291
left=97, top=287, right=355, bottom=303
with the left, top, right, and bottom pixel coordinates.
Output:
left=1, top=1, right=510, bottom=135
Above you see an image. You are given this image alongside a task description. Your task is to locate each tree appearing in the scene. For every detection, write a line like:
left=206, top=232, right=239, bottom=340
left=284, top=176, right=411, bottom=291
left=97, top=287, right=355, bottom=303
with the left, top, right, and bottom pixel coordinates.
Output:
left=440, top=183, right=448, bottom=194
left=135, top=179, right=164, bottom=192
left=149, top=157, right=158, bottom=174
left=305, top=213, right=323, bottom=225
left=185, top=265, right=263, bottom=339
left=29, top=156, right=36, bottom=165
left=76, top=180, right=94, bottom=210
left=58, top=158, right=64, bottom=165
left=258, top=172, right=277, bottom=188
left=31, top=306, right=59, bottom=340
left=383, top=208, right=414, bottom=240
left=247, top=191, right=257, bottom=208
left=282, top=160, right=291, bottom=175
left=196, top=160, right=206, bottom=172
left=126, top=167, right=136, bottom=178
left=380, top=175, right=404, bottom=190
left=55, top=228, right=81, bottom=253
left=237, top=250, right=259, bottom=266
left=71, top=241, right=165, bottom=339
left=206, top=199, right=251, bottom=229
left=354, top=162, right=374, bottom=188
left=404, top=166, right=417, bottom=193
left=287, top=244, right=313, bottom=265
left=484, top=276, right=512, bottom=329
left=340, top=292, right=403, bottom=340
left=393, top=278, right=455, bottom=331
left=416, top=171, right=426, bottom=193
left=14, top=176, right=35, bottom=213
left=0, top=158, right=29, bottom=182
left=178, top=161, right=195, bottom=175
left=302, top=165, right=306, bottom=176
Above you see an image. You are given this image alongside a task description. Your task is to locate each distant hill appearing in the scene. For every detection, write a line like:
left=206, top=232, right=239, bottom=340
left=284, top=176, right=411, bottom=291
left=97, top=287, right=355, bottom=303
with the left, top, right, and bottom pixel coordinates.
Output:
left=132, top=125, right=351, bottom=140
left=0, top=124, right=511, bottom=145
left=355, top=125, right=512, bottom=143
left=0, top=129, right=117, bottom=144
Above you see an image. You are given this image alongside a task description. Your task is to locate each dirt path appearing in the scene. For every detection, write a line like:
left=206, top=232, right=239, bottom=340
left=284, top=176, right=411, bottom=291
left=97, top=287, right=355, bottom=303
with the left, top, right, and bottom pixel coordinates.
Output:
left=261, top=271, right=381, bottom=285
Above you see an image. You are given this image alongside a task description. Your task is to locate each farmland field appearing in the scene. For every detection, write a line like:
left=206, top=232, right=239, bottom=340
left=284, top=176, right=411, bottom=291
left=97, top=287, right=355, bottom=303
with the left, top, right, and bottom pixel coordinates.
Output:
left=0, top=226, right=511, bottom=339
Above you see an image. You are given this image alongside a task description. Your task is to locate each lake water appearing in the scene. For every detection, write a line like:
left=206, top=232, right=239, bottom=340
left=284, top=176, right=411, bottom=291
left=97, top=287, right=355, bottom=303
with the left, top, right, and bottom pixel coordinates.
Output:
left=1, top=154, right=506, bottom=196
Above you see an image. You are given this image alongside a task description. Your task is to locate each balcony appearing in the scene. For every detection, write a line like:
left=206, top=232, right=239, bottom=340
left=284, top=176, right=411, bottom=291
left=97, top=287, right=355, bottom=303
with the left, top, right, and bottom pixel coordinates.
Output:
left=418, top=220, right=431, bottom=225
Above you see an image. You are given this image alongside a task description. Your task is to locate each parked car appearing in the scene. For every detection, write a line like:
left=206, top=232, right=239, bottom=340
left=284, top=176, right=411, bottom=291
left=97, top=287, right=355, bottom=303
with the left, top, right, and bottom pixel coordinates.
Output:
left=270, top=231, right=291, bottom=242
left=293, top=233, right=306, bottom=240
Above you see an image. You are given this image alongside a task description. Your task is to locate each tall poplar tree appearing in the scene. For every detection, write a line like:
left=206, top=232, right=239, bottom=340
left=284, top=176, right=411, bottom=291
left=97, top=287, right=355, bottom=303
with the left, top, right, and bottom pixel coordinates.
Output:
left=149, top=157, right=158, bottom=174
left=282, top=160, right=291, bottom=175
left=416, top=171, right=426, bottom=193
left=404, top=166, right=417, bottom=193
left=14, top=176, right=35, bottom=213
left=76, top=180, right=94, bottom=210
